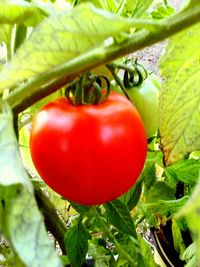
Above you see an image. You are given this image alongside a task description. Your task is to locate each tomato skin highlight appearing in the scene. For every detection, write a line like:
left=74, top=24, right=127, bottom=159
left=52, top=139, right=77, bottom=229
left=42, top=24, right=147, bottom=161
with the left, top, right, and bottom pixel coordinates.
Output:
left=30, top=92, right=147, bottom=205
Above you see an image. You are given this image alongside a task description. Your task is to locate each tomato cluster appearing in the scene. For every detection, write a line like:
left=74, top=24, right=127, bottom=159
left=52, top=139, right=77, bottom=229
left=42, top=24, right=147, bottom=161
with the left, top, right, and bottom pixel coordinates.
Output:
left=30, top=92, right=147, bottom=205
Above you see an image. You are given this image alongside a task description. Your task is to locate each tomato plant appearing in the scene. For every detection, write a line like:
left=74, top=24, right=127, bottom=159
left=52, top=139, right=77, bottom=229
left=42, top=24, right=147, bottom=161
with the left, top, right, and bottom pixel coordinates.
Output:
left=30, top=92, right=147, bottom=205
left=0, top=0, right=199, bottom=267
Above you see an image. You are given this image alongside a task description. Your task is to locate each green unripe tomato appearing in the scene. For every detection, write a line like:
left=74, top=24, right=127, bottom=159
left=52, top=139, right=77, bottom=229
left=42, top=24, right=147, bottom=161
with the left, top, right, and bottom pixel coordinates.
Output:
left=111, top=74, right=160, bottom=138
left=126, top=78, right=160, bottom=138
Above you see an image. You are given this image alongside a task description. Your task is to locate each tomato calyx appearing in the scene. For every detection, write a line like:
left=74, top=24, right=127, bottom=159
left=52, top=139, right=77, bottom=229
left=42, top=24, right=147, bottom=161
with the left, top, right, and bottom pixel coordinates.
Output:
left=65, top=72, right=111, bottom=105
left=105, top=59, right=148, bottom=99
left=123, top=59, right=148, bottom=89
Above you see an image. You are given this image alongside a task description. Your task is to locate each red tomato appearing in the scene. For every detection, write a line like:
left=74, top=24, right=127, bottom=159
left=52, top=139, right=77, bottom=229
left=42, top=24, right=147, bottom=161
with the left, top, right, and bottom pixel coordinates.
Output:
left=30, top=92, right=147, bottom=205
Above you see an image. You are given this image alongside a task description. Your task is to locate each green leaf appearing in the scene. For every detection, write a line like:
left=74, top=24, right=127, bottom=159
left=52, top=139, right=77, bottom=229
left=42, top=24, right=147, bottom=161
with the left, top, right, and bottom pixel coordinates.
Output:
left=104, top=199, right=137, bottom=238
left=159, top=22, right=200, bottom=165
left=101, top=0, right=118, bottom=13
left=119, top=179, right=142, bottom=210
left=117, top=0, right=137, bottom=17
left=93, top=257, right=110, bottom=267
left=0, top=102, right=62, bottom=267
left=77, top=0, right=153, bottom=17
left=171, top=219, right=186, bottom=256
left=88, top=238, right=114, bottom=267
left=0, top=24, right=12, bottom=47
left=115, top=234, right=139, bottom=266
left=145, top=181, right=175, bottom=202
left=0, top=0, right=47, bottom=26
left=144, top=196, right=189, bottom=217
left=0, top=3, right=134, bottom=91
left=181, top=243, right=197, bottom=267
left=60, top=255, right=70, bottom=266
left=138, top=235, right=159, bottom=267
left=191, top=150, right=200, bottom=159
left=142, top=151, right=160, bottom=192
left=165, top=159, right=200, bottom=185
left=70, top=202, right=94, bottom=217
left=14, top=24, right=27, bottom=52
left=114, top=0, right=153, bottom=19
left=64, top=219, right=91, bottom=267
left=76, top=0, right=118, bottom=12
left=76, top=0, right=102, bottom=9
left=95, top=0, right=118, bottom=13
left=132, top=0, right=153, bottom=18
left=151, top=5, right=175, bottom=19
left=176, top=178, right=200, bottom=264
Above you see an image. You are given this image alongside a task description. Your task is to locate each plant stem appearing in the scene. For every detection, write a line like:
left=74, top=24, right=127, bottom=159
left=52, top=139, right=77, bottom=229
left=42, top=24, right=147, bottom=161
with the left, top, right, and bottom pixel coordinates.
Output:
left=106, top=63, right=131, bottom=101
left=6, top=43, right=12, bottom=62
left=6, top=4, right=200, bottom=113
left=92, top=207, right=137, bottom=267
left=33, top=181, right=67, bottom=255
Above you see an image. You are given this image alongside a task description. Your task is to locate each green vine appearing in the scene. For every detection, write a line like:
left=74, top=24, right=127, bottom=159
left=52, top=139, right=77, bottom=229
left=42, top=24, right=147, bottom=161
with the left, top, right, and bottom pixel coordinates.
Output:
left=5, top=4, right=200, bottom=114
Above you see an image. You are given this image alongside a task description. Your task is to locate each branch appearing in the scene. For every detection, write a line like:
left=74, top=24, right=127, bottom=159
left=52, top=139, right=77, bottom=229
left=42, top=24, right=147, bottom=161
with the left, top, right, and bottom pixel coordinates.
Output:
left=33, top=181, right=67, bottom=255
left=6, top=4, right=200, bottom=114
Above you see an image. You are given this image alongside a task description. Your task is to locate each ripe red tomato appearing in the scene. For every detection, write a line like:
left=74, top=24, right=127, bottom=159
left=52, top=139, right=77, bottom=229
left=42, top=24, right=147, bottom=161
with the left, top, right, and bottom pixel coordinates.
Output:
left=30, top=92, right=147, bottom=205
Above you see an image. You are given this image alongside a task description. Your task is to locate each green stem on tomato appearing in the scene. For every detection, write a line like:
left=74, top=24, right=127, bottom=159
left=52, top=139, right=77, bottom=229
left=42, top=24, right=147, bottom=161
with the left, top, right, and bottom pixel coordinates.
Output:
left=92, top=206, right=137, bottom=267
left=107, top=64, right=131, bottom=101
left=6, top=4, right=200, bottom=114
